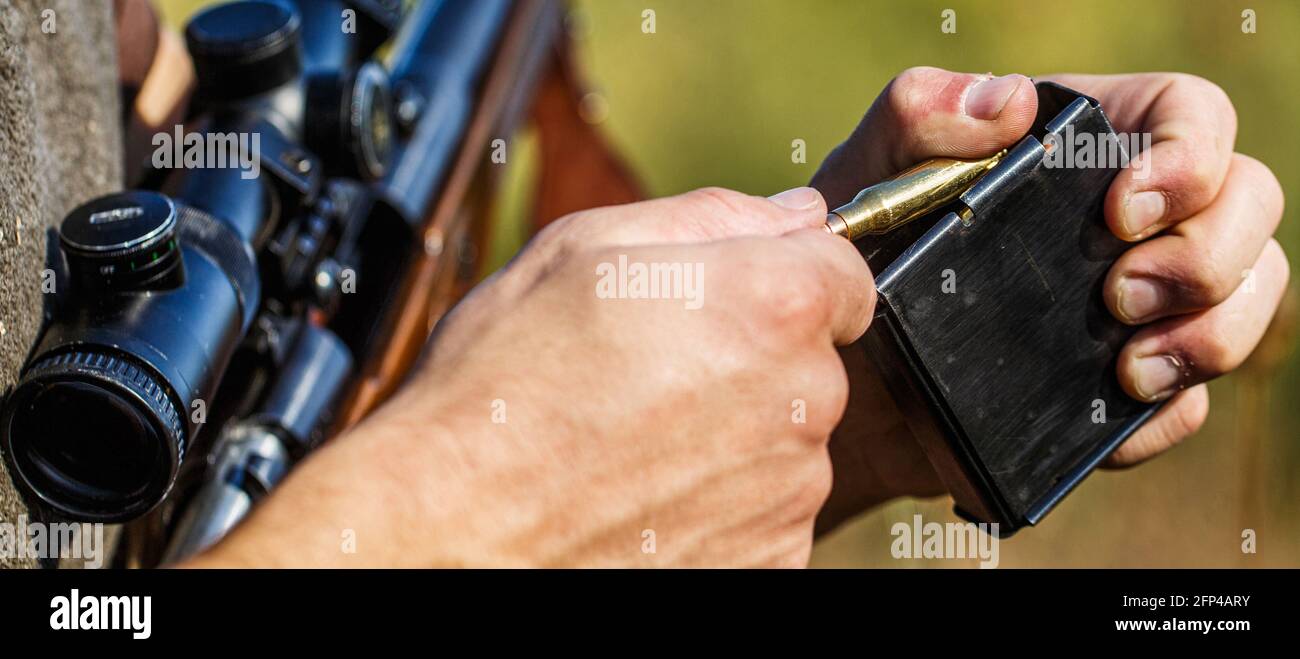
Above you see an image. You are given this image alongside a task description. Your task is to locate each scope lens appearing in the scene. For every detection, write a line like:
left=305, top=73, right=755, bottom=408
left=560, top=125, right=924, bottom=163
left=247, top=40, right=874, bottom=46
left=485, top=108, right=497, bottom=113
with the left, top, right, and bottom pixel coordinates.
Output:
left=6, top=378, right=171, bottom=520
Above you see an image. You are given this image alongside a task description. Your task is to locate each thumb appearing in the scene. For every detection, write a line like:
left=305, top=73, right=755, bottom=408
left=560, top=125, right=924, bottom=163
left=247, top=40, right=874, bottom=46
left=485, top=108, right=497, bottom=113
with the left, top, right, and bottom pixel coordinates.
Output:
left=813, top=67, right=1038, bottom=206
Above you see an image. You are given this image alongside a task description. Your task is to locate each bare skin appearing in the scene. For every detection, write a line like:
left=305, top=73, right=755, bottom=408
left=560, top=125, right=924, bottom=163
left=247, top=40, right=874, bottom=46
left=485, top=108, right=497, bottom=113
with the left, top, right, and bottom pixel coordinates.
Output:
left=186, top=68, right=1287, bottom=567
left=190, top=187, right=870, bottom=567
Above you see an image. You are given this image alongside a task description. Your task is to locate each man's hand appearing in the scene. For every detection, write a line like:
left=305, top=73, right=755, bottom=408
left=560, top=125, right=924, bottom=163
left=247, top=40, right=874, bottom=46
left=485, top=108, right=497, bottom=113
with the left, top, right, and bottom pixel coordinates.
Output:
left=189, top=186, right=873, bottom=567
left=814, top=67, right=1288, bottom=531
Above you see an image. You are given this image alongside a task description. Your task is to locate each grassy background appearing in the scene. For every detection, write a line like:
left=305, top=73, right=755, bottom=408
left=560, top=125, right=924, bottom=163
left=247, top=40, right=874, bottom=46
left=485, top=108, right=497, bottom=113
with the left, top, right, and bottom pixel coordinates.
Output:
left=158, top=0, right=1300, bottom=567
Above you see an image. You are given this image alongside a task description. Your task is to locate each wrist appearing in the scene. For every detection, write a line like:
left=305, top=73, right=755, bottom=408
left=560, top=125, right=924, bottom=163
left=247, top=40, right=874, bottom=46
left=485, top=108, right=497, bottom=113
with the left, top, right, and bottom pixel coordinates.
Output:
left=187, top=384, right=537, bottom=567
left=351, top=389, right=540, bottom=567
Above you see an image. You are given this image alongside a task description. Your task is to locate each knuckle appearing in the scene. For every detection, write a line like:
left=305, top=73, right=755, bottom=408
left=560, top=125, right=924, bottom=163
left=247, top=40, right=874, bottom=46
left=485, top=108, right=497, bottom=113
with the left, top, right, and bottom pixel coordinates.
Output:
left=1182, top=74, right=1236, bottom=129
left=758, top=267, right=829, bottom=334
left=788, top=357, right=850, bottom=439
left=1233, top=153, right=1285, bottom=214
left=808, top=462, right=834, bottom=513
left=811, top=454, right=832, bottom=509
left=682, top=186, right=759, bottom=220
left=524, top=215, right=569, bottom=253
left=538, top=210, right=589, bottom=241
left=1231, top=152, right=1272, bottom=185
left=814, top=358, right=851, bottom=431
left=1268, top=239, right=1291, bottom=286
left=790, top=453, right=834, bottom=517
left=1192, top=324, right=1241, bottom=375
left=529, top=211, right=597, bottom=264
left=1175, top=241, right=1236, bottom=306
left=1163, top=142, right=1219, bottom=206
left=884, top=66, right=946, bottom=119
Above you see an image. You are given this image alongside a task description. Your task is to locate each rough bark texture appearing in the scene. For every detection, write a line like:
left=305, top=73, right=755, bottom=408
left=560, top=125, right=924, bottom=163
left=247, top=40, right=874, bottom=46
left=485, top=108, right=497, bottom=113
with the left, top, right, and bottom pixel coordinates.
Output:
left=0, top=0, right=122, bottom=568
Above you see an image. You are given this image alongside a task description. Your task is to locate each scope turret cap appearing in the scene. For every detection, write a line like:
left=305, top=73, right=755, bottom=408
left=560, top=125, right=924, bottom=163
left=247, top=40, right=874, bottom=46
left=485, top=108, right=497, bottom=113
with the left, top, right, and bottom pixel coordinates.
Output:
left=185, top=0, right=303, bottom=101
left=61, top=190, right=181, bottom=292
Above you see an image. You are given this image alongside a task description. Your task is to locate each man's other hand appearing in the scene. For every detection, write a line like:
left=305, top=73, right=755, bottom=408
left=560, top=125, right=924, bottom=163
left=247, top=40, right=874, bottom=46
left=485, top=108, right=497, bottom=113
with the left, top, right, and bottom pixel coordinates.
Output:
left=813, top=67, right=1287, bottom=531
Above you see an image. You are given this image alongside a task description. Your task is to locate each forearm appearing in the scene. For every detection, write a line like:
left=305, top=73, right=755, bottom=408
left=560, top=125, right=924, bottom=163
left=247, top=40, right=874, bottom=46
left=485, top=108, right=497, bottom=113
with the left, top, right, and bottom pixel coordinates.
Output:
left=182, top=389, right=512, bottom=568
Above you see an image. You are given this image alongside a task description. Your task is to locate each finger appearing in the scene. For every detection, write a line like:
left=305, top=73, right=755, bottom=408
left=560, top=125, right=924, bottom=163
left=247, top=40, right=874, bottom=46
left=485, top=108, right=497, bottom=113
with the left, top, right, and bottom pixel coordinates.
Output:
left=813, top=67, right=1038, bottom=205
left=1118, top=239, right=1289, bottom=402
left=1103, top=384, right=1209, bottom=468
left=1105, top=154, right=1285, bottom=324
left=1042, top=73, right=1237, bottom=241
left=780, top=228, right=877, bottom=345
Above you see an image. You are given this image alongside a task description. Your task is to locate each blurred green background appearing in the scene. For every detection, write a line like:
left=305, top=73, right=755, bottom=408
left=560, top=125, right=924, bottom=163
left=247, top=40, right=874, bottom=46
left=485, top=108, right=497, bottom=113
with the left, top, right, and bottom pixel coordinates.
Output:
left=159, top=0, right=1299, bottom=566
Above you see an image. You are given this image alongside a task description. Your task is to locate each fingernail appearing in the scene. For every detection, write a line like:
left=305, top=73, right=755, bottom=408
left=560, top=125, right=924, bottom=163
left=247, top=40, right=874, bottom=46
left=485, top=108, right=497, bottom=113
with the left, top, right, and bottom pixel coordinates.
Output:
left=1133, top=354, right=1184, bottom=401
left=964, top=75, right=1022, bottom=120
left=1123, top=190, right=1167, bottom=237
left=1116, top=276, right=1166, bottom=323
left=768, top=186, right=822, bottom=210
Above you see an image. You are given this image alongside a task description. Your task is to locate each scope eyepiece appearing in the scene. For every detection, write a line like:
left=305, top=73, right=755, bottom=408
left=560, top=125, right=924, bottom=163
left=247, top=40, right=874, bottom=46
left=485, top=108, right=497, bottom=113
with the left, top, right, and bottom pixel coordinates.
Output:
left=305, top=61, right=395, bottom=180
left=1, top=191, right=260, bottom=523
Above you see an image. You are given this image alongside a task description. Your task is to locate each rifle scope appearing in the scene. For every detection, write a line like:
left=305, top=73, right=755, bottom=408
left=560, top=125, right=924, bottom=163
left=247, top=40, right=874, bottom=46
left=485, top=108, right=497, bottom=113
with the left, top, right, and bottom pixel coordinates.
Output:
left=0, top=0, right=437, bottom=522
left=1, top=191, right=259, bottom=522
